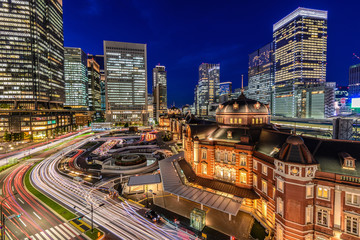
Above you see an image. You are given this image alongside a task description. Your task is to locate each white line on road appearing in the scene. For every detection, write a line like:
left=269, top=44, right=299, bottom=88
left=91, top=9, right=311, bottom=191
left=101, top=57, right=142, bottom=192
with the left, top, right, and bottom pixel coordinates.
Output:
left=5, top=202, right=10, bottom=209
left=18, top=198, right=24, bottom=204
left=12, top=186, right=14, bottom=191
left=33, top=211, right=42, bottom=220
left=35, top=233, right=44, bottom=240
left=19, top=218, right=27, bottom=227
left=40, top=231, right=51, bottom=240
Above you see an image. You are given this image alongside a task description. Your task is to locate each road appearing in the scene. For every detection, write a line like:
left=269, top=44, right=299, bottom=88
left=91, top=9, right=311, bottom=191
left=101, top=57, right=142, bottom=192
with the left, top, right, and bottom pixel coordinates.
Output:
left=0, top=162, right=85, bottom=240
left=0, top=129, right=91, bottom=167
left=31, top=135, right=196, bottom=240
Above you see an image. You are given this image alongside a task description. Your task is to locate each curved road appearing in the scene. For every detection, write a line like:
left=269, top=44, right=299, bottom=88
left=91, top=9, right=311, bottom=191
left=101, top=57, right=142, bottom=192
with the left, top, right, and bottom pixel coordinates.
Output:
left=31, top=136, right=194, bottom=240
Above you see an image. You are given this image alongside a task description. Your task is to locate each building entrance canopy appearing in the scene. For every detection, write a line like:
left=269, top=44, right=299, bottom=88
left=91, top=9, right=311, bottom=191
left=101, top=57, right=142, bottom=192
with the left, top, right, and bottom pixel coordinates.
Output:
left=159, top=153, right=242, bottom=216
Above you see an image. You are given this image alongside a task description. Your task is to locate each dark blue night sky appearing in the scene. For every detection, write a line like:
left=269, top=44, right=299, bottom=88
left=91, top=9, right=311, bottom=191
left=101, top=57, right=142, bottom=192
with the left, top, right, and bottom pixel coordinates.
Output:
left=64, top=0, right=360, bottom=107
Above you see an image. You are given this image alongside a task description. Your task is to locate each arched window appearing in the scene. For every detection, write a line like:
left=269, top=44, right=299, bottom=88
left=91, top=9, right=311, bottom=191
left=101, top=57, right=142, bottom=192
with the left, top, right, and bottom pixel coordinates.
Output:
left=252, top=118, right=255, bottom=124
left=224, top=167, right=230, bottom=180
left=201, top=149, right=207, bottom=159
left=234, top=118, right=237, bottom=124
left=239, top=118, right=242, bottom=124
left=215, top=166, right=221, bottom=178
left=232, top=153, right=236, bottom=164
left=240, top=154, right=247, bottom=166
left=256, top=118, right=259, bottom=124
left=224, top=152, right=228, bottom=163
left=201, top=162, right=207, bottom=175
left=230, top=118, right=233, bottom=124
left=215, top=151, right=220, bottom=162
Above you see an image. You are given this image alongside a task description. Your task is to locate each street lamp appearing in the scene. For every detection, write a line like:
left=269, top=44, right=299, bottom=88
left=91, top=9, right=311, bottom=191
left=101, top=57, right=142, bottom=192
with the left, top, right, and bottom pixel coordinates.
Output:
left=1, top=192, right=18, bottom=240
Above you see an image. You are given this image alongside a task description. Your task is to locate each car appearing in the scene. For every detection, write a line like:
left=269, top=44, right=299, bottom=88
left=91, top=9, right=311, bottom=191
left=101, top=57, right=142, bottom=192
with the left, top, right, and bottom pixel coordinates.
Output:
left=145, top=210, right=160, bottom=222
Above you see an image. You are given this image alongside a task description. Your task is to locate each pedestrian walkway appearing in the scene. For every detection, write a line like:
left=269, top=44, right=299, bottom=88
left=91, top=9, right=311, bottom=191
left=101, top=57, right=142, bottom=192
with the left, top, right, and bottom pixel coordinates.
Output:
left=27, top=222, right=80, bottom=240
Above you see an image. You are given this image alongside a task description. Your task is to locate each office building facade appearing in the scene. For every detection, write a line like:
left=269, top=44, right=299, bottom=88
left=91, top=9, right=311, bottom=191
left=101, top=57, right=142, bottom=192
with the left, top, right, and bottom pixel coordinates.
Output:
left=88, top=54, right=106, bottom=112
left=0, top=0, right=75, bottom=139
left=349, top=63, right=360, bottom=97
left=273, top=7, right=328, bottom=118
left=64, top=47, right=88, bottom=110
left=219, top=82, right=232, bottom=103
left=196, top=63, right=220, bottom=116
left=248, top=43, right=274, bottom=105
left=87, top=58, right=101, bottom=112
left=104, top=41, right=147, bottom=124
left=152, top=65, right=167, bottom=120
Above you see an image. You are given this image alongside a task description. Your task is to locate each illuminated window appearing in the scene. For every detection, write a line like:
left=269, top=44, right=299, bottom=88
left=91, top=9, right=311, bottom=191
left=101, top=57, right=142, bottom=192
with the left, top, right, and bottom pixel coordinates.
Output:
left=306, top=205, right=313, bottom=224
left=262, top=165, right=268, bottom=176
left=262, top=180, right=268, bottom=195
left=317, top=186, right=329, bottom=200
left=253, top=174, right=258, bottom=188
left=254, top=160, right=258, bottom=170
left=262, top=201, right=267, bottom=218
left=277, top=178, right=284, bottom=193
left=306, top=184, right=314, bottom=198
left=201, top=162, right=207, bottom=175
left=277, top=197, right=284, bottom=217
left=230, top=169, right=236, bottom=182
left=234, top=118, right=237, bottom=124
left=230, top=118, right=233, bottom=124
left=240, top=171, right=247, bottom=184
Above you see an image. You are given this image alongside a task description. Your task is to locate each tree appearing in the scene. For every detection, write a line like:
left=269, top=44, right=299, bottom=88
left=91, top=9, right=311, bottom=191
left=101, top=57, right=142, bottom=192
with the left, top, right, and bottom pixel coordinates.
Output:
left=3, top=130, right=11, bottom=142
left=124, top=122, right=129, bottom=128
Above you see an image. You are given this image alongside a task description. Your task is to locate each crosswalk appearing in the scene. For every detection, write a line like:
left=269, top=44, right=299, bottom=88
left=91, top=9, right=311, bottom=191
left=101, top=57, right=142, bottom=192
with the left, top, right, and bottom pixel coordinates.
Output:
left=26, top=223, right=80, bottom=240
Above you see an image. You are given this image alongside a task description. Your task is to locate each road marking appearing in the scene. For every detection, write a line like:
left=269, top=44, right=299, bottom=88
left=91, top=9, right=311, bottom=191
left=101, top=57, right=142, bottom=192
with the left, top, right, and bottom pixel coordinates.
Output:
left=62, top=223, right=76, bottom=238
left=60, top=223, right=76, bottom=238
left=40, top=231, right=51, bottom=240
left=35, top=233, right=44, bottom=240
left=33, top=211, right=41, bottom=220
left=29, top=235, right=35, bottom=240
left=45, top=229, right=57, bottom=240
left=6, top=231, right=13, bottom=240
left=19, top=218, right=27, bottom=227
left=12, top=186, right=14, bottom=191
left=17, top=198, right=24, bottom=204
left=50, top=227, right=65, bottom=240
left=4, top=202, right=10, bottom=209
left=55, top=226, right=70, bottom=239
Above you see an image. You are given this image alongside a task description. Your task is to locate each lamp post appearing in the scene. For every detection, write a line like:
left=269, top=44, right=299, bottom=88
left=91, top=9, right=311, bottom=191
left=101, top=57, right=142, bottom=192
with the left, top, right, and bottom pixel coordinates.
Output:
left=1, top=192, right=18, bottom=240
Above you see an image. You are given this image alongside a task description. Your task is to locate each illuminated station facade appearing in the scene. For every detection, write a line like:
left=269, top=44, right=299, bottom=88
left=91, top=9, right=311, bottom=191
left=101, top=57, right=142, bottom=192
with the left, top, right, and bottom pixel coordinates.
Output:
left=172, top=92, right=360, bottom=239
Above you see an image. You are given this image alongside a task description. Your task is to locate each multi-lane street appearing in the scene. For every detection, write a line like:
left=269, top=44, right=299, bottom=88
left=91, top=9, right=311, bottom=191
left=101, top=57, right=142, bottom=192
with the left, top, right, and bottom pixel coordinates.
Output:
left=0, top=161, right=85, bottom=240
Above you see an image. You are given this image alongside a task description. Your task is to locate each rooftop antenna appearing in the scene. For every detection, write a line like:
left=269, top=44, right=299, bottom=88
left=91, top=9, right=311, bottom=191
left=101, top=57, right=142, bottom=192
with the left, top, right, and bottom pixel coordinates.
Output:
left=241, top=74, right=244, bottom=94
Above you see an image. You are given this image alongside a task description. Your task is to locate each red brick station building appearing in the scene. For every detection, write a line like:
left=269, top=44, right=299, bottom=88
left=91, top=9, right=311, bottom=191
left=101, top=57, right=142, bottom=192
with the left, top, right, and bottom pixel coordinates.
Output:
left=161, top=93, right=360, bottom=240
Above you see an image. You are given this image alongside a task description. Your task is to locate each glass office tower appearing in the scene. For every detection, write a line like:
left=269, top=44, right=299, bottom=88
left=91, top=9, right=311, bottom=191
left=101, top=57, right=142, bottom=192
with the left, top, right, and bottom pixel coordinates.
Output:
left=152, top=65, right=167, bottom=121
left=248, top=42, right=274, bottom=105
left=0, top=0, right=65, bottom=109
left=273, top=7, right=328, bottom=118
left=196, top=63, right=220, bottom=116
left=64, top=47, right=88, bottom=110
left=87, top=58, right=101, bottom=112
left=104, top=41, right=147, bottom=124
left=88, top=54, right=106, bottom=112
left=349, top=63, right=360, bottom=97
left=219, top=82, right=232, bottom=103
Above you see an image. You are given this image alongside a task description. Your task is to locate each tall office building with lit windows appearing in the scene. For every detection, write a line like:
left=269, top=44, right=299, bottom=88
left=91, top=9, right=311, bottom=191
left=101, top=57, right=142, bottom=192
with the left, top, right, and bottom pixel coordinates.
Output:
left=152, top=65, right=167, bottom=121
left=104, top=41, right=148, bottom=124
left=196, top=63, right=220, bottom=116
left=88, top=54, right=106, bottom=112
left=248, top=42, right=274, bottom=105
left=0, top=0, right=73, bottom=139
left=64, top=47, right=88, bottom=110
left=273, top=7, right=328, bottom=118
left=87, top=58, right=101, bottom=112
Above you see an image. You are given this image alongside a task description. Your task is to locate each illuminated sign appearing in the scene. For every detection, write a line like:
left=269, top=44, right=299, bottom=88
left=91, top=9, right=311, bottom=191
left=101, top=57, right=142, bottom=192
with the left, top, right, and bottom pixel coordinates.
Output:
left=351, top=98, right=360, bottom=108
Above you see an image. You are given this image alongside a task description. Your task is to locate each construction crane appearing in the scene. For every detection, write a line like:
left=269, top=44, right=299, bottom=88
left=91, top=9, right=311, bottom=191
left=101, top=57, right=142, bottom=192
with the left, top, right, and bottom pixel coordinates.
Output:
left=353, top=53, right=360, bottom=60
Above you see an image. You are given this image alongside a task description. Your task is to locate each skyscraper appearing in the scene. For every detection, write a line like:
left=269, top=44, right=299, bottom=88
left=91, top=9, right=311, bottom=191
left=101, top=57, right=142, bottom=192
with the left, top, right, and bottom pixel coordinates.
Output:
left=248, top=42, right=274, bottom=105
left=219, top=82, right=232, bottom=103
left=88, top=54, right=106, bottom=112
left=64, top=47, right=88, bottom=110
left=273, top=7, right=328, bottom=118
left=104, top=41, right=147, bottom=124
left=0, top=0, right=73, bottom=139
left=152, top=65, right=167, bottom=120
left=0, top=0, right=65, bottom=109
left=87, top=58, right=101, bottom=112
left=349, top=63, right=360, bottom=97
left=196, top=63, right=220, bottom=116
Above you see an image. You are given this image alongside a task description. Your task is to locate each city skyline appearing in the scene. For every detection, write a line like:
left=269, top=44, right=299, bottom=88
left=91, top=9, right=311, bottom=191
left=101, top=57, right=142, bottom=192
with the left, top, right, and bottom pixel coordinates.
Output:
left=64, top=0, right=360, bottom=106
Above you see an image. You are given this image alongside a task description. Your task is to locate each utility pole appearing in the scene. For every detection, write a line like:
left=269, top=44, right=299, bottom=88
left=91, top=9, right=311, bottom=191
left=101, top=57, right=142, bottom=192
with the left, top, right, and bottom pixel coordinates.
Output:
left=1, top=193, right=18, bottom=240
